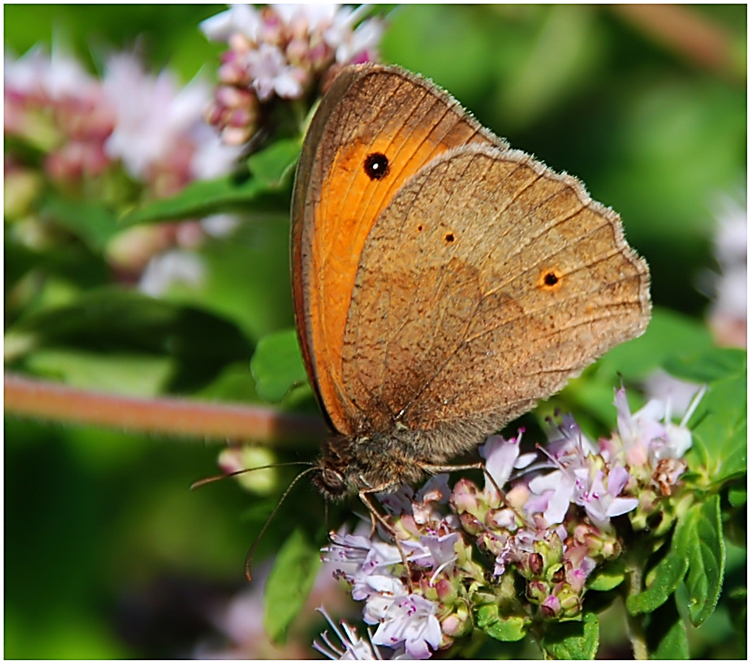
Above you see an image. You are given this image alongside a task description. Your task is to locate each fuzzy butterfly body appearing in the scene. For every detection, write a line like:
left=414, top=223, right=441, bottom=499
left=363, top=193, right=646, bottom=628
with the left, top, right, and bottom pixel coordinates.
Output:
left=291, top=64, right=651, bottom=500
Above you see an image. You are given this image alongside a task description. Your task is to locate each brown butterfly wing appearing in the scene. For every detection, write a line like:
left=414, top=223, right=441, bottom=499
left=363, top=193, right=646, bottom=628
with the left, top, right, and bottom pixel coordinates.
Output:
left=340, top=144, right=650, bottom=450
left=291, top=64, right=503, bottom=435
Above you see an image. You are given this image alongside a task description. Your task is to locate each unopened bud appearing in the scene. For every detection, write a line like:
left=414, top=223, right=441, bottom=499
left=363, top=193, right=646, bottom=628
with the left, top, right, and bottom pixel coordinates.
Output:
left=529, top=552, right=544, bottom=576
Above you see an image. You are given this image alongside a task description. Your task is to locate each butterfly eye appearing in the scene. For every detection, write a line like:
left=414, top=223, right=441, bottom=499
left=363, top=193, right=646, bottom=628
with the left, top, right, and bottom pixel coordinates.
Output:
left=364, top=152, right=390, bottom=180
left=322, top=468, right=346, bottom=492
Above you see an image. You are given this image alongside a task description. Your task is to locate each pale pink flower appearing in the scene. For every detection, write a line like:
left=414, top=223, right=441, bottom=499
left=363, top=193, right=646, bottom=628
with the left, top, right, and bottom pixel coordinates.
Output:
left=103, top=53, right=240, bottom=184
left=573, top=467, right=639, bottom=529
left=479, top=432, right=535, bottom=503
left=614, top=386, right=704, bottom=466
left=244, top=42, right=305, bottom=101
left=138, top=250, right=206, bottom=297
left=366, top=580, right=441, bottom=660
left=643, top=369, right=703, bottom=419
left=201, top=214, right=241, bottom=238
left=200, top=4, right=263, bottom=42
left=324, top=6, right=384, bottom=64
left=274, top=4, right=340, bottom=34
left=411, top=474, right=452, bottom=526
left=5, top=46, right=116, bottom=178
left=704, top=188, right=747, bottom=347
left=401, top=531, right=459, bottom=585
left=5, top=46, right=49, bottom=96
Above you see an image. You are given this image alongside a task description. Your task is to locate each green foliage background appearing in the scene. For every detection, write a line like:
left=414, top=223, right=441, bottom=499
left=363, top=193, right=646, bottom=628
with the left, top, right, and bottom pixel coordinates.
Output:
left=4, top=4, right=746, bottom=659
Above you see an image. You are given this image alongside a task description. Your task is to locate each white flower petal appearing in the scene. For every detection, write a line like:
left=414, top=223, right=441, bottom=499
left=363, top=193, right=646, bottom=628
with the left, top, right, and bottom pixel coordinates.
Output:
left=201, top=4, right=262, bottom=42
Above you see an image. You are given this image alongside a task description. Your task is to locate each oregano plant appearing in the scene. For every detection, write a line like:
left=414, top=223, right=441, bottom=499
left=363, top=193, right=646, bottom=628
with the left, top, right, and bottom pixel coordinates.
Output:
left=5, top=4, right=745, bottom=659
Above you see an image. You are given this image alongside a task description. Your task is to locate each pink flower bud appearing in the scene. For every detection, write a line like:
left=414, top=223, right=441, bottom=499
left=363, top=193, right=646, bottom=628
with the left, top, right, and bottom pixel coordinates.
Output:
left=529, top=552, right=544, bottom=576
left=451, top=478, right=481, bottom=514
left=527, top=580, right=548, bottom=603
left=221, top=125, right=254, bottom=146
left=540, top=594, right=561, bottom=618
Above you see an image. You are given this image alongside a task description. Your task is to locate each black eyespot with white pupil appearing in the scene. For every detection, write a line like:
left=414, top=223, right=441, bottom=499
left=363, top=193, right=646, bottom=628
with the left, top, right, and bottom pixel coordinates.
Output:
left=364, top=152, right=390, bottom=180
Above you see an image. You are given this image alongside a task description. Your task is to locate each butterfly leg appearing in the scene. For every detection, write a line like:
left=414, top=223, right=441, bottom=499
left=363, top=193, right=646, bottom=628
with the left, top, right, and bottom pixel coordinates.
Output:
left=421, top=460, right=503, bottom=490
left=358, top=490, right=415, bottom=591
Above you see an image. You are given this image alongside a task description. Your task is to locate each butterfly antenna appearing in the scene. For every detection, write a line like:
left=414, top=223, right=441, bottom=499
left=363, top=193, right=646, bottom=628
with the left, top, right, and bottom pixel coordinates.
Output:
left=190, top=461, right=314, bottom=490
left=244, top=465, right=320, bottom=581
left=324, top=498, right=331, bottom=539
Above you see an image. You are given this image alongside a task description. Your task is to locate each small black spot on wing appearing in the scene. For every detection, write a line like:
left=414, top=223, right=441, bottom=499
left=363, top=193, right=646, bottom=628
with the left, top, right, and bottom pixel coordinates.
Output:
left=364, top=152, right=390, bottom=180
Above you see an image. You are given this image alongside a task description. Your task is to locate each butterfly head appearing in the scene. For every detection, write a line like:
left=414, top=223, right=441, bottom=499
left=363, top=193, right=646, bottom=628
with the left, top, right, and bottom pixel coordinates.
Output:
left=312, top=430, right=432, bottom=501
left=311, top=440, right=352, bottom=500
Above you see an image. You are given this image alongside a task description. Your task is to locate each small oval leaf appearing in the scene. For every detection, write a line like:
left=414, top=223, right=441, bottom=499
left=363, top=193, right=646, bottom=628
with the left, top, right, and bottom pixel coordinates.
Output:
left=683, top=495, right=726, bottom=627
left=627, top=520, right=690, bottom=615
left=251, top=329, right=308, bottom=402
left=541, top=611, right=599, bottom=659
left=646, top=596, right=689, bottom=659
left=263, top=529, right=321, bottom=644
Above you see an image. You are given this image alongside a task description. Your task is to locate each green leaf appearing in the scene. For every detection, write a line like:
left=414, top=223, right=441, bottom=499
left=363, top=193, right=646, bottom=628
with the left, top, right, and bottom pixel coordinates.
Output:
left=24, top=348, right=174, bottom=397
left=682, top=495, right=726, bottom=627
left=689, top=372, right=747, bottom=486
left=120, top=174, right=273, bottom=225
left=727, top=587, right=747, bottom=640
left=728, top=484, right=746, bottom=507
left=119, top=136, right=300, bottom=227
left=484, top=615, right=528, bottom=643
left=4, top=231, right=109, bottom=297
left=251, top=329, right=307, bottom=402
left=627, top=521, right=690, bottom=615
left=180, top=216, right=294, bottom=343
left=41, top=197, right=121, bottom=252
left=645, top=596, right=689, bottom=659
left=6, top=287, right=252, bottom=392
left=594, top=308, right=714, bottom=382
left=664, top=347, right=746, bottom=383
left=540, top=611, right=598, bottom=659
left=263, top=529, right=321, bottom=644
left=195, top=361, right=260, bottom=403
left=7, top=286, right=250, bottom=357
left=246, top=136, right=302, bottom=187
left=587, top=560, right=626, bottom=591
left=475, top=604, right=527, bottom=642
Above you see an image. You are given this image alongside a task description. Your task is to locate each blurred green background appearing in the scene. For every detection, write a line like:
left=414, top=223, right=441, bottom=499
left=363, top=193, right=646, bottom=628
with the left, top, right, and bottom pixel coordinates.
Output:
left=4, top=4, right=746, bottom=659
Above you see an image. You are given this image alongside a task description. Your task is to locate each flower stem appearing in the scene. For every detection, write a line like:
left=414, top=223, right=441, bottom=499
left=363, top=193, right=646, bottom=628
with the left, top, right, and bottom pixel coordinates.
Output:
left=4, top=373, right=326, bottom=446
left=612, top=4, right=743, bottom=80
left=624, top=547, right=649, bottom=660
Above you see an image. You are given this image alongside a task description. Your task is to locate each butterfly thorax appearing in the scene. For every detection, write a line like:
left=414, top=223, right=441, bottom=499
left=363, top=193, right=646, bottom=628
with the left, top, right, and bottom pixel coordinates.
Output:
left=312, top=414, right=519, bottom=500
left=312, top=432, right=431, bottom=501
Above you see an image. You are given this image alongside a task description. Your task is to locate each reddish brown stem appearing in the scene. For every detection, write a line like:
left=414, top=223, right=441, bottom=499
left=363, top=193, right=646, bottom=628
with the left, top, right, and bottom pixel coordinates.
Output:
left=4, top=373, right=327, bottom=447
left=613, top=4, right=742, bottom=79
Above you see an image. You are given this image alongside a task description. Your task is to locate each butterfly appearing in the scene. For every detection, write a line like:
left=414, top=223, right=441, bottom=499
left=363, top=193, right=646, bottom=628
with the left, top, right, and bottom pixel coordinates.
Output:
left=291, top=63, right=651, bottom=505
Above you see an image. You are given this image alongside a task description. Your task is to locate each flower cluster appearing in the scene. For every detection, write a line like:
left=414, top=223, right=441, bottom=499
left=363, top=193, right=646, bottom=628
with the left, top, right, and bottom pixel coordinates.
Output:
left=5, top=45, right=116, bottom=185
left=102, top=54, right=241, bottom=196
left=5, top=45, right=242, bottom=293
left=200, top=4, right=384, bottom=145
left=316, top=386, right=704, bottom=659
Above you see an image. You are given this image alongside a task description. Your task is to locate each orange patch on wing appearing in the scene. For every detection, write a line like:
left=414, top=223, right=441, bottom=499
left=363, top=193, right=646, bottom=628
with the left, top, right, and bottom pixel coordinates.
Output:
left=309, top=132, right=488, bottom=433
